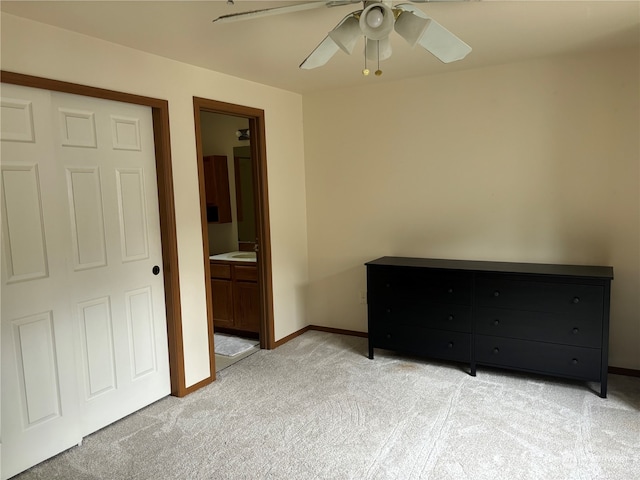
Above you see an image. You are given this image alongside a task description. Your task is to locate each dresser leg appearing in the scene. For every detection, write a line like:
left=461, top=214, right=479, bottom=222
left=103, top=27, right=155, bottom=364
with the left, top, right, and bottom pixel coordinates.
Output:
left=368, top=345, right=374, bottom=359
left=600, top=381, right=607, bottom=399
left=470, top=363, right=476, bottom=377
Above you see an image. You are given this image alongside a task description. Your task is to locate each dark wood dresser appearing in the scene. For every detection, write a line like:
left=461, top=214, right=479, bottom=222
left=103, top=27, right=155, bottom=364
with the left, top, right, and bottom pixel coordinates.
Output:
left=366, top=257, right=613, bottom=397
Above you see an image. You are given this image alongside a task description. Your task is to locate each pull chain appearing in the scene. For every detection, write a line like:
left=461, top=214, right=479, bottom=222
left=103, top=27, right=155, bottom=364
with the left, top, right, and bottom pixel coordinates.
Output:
left=363, top=37, right=370, bottom=76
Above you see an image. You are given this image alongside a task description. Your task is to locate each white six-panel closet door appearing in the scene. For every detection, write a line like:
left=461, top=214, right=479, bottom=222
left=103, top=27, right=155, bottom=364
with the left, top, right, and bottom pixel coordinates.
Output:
left=1, top=84, right=170, bottom=479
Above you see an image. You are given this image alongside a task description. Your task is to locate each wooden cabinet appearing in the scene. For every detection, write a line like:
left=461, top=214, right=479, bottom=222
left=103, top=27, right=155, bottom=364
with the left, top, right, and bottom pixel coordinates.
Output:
left=210, top=260, right=259, bottom=333
left=209, top=263, right=234, bottom=327
left=203, top=155, right=231, bottom=223
left=366, top=257, right=613, bottom=397
left=234, top=281, right=260, bottom=332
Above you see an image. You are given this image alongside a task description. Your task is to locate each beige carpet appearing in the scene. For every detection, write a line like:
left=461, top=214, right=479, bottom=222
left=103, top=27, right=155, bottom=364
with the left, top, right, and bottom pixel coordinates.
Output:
left=14, top=331, right=640, bottom=479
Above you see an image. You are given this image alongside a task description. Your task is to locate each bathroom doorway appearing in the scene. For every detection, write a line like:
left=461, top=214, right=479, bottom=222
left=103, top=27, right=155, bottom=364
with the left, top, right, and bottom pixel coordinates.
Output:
left=193, top=98, right=274, bottom=377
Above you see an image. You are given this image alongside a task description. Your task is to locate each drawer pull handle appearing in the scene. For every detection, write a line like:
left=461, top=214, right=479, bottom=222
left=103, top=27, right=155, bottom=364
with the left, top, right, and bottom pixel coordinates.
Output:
left=448, top=314, right=454, bottom=321
left=493, top=347, right=500, bottom=354
left=493, top=290, right=500, bottom=297
left=386, top=308, right=392, bottom=314
left=386, top=333, right=392, bottom=339
left=572, top=358, right=579, bottom=365
left=386, top=283, right=391, bottom=288
left=493, top=319, right=500, bottom=326
left=573, top=296, right=580, bottom=304
left=572, top=328, right=579, bottom=334
left=447, top=288, right=454, bottom=294
left=448, top=342, right=454, bottom=349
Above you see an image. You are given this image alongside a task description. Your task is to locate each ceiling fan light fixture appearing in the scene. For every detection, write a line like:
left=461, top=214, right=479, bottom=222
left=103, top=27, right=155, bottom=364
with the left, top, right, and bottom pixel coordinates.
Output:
left=359, top=2, right=394, bottom=40
left=328, top=16, right=362, bottom=55
left=394, top=11, right=430, bottom=48
left=365, top=7, right=384, bottom=28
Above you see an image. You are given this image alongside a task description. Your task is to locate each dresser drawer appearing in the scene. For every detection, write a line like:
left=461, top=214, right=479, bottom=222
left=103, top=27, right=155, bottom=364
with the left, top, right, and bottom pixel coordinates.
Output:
left=475, top=275, right=603, bottom=319
left=368, top=266, right=472, bottom=305
left=475, top=307, right=602, bottom=348
left=475, top=335, right=601, bottom=381
left=371, top=323, right=470, bottom=362
left=369, top=303, right=471, bottom=333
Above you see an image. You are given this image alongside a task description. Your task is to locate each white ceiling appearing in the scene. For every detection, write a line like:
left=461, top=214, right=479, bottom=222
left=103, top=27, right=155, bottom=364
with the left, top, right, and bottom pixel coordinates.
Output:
left=2, top=1, right=639, bottom=94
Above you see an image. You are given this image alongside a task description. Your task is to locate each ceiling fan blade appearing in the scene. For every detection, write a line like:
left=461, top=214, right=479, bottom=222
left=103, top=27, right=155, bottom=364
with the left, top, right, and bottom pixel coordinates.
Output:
left=418, top=19, right=472, bottom=62
left=299, top=36, right=341, bottom=69
left=396, top=3, right=471, bottom=63
left=213, top=1, right=327, bottom=24
left=326, top=0, right=362, bottom=5
left=301, top=11, right=363, bottom=68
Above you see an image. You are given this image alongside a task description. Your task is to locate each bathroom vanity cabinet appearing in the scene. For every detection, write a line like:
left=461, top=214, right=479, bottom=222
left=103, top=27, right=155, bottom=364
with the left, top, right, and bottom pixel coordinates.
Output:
left=210, top=260, right=259, bottom=333
left=366, top=257, right=613, bottom=397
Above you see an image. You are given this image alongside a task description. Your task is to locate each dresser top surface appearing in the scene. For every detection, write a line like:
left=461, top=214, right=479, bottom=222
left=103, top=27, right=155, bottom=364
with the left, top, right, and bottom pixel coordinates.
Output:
left=366, top=257, right=614, bottom=280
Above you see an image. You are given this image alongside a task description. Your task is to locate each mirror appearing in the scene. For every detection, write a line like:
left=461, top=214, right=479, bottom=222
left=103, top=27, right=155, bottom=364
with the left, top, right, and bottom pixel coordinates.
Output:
left=233, top=146, right=256, bottom=245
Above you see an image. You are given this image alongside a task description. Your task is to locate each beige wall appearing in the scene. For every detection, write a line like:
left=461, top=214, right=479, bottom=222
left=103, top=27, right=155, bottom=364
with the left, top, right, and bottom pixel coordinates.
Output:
left=1, top=14, right=310, bottom=387
left=303, top=48, right=640, bottom=370
left=3, top=13, right=638, bottom=379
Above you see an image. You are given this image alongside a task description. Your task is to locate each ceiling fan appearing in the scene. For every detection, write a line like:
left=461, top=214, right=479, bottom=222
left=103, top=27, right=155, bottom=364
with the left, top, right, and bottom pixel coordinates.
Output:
left=213, top=1, right=472, bottom=76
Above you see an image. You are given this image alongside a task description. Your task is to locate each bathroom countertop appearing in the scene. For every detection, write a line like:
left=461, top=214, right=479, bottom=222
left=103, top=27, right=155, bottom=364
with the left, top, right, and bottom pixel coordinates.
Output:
left=209, top=251, right=256, bottom=263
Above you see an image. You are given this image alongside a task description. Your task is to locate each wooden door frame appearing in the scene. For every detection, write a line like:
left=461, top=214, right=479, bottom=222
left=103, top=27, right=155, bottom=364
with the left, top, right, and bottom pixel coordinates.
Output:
left=193, top=97, right=275, bottom=373
left=1, top=71, right=190, bottom=397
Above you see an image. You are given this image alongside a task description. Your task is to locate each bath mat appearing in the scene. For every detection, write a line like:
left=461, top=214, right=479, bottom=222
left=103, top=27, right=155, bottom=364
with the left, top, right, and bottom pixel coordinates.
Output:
left=214, top=333, right=259, bottom=357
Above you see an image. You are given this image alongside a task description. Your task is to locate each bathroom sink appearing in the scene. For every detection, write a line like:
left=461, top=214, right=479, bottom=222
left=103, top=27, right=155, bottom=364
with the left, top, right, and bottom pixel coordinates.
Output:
left=231, top=253, right=256, bottom=259
left=209, top=251, right=257, bottom=262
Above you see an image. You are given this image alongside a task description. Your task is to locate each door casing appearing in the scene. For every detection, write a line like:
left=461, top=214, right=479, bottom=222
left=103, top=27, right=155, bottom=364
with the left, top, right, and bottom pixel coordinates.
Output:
left=193, top=97, right=275, bottom=379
